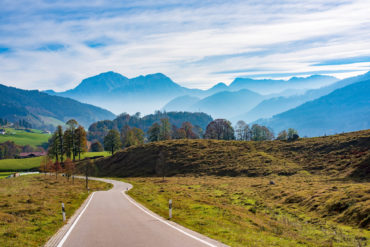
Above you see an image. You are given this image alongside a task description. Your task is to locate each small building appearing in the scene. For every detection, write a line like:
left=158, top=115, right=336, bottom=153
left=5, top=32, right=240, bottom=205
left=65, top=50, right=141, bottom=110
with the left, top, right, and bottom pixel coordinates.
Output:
left=0, top=129, right=5, bottom=135
left=42, top=130, right=51, bottom=134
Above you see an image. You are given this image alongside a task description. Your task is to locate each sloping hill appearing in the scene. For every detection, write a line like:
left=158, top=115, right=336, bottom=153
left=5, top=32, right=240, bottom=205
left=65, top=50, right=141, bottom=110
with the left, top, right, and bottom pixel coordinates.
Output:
left=84, top=129, right=370, bottom=180
left=256, top=79, right=370, bottom=136
left=0, top=84, right=115, bottom=130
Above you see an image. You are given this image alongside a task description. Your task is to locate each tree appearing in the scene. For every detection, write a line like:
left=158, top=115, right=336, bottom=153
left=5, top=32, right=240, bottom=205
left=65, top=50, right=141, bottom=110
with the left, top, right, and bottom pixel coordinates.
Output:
left=251, top=124, right=274, bottom=141
left=182, top=122, right=198, bottom=139
left=64, top=158, right=75, bottom=182
left=48, top=132, right=59, bottom=162
left=129, top=127, right=145, bottom=146
left=53, top=161, right=62, bottom=179
left=235, top=120, right=248, bottom=140
left=56, top=125, right=64, bottom=163
left=287, top=128, right=299, bottom=141
left=63, top=129, right=73, bottom=159
left=66, top=119, right=78, bottom=161
left=91, top=141, right=104, bottom=152
left=75, top=126, right=87, bottom=160
left=120, top=124, right=131, bottom=147
left=159, top=118, right=172, bottom=140
left=204, top=119, right=235, bottom=140
left=104, top=129, right=121, bottom=155
left=147, top=123, right=160, bottom=142
left=277, top=130, right=288, bottom=140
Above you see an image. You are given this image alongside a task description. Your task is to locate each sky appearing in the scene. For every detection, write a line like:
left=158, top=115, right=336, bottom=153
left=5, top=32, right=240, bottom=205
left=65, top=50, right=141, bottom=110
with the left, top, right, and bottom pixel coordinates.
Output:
left=0, top=0, right=370, bottom=91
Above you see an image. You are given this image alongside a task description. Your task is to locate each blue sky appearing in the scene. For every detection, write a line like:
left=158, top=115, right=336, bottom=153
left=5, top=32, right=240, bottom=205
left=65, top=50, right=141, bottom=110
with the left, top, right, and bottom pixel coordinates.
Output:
left=0, top=0, right=370, bottom=90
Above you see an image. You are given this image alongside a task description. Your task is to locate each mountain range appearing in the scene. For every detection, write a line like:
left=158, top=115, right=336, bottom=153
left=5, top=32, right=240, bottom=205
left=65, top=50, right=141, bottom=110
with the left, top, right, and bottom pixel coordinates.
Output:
left=0, top=84, right=115, bottom=130
left=256, top=79, right=370, bottom=137
left=45, top=72, right=338, bottom=117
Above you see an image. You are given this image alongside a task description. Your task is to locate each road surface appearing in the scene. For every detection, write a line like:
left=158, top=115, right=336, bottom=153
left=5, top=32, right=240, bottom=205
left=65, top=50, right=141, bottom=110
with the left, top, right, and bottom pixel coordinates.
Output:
left=52, top=178, right=225, bottom=247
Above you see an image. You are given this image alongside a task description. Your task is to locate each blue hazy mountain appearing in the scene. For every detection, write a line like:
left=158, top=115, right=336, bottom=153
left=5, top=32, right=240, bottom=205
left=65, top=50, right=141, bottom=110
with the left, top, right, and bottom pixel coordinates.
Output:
left=162, top=95, right=200, bottom=112
left=0, top=84, right=115, bottom=130
left=256, top=79, right=370, bottom=137
left=46, top=71, right=339, bottom=115
left=229, top=75, right=338, bottom=94
left=235, top=71, right=370, bottom=122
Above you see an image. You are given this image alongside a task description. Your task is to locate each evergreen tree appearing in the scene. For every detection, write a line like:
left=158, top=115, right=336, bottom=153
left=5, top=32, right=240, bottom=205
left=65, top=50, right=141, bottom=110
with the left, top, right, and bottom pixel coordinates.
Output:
left=66, top=119, right=78, bottom=161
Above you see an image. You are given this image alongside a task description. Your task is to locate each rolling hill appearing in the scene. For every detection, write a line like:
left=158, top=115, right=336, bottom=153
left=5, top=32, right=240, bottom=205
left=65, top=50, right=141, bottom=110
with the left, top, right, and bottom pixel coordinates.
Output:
left=0, top=84, right=115, bottom=130
left=256, top=79, right=370, bottom=136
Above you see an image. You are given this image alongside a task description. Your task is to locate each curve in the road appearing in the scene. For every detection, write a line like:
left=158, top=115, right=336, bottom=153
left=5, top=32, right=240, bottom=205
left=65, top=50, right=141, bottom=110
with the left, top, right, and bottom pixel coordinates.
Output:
left=50, top=177, right=226, bottom=247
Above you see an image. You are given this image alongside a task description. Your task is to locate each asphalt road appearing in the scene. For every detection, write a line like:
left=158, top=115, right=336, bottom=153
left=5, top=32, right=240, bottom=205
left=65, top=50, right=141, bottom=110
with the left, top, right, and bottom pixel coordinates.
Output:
left=57, top=178, right=225, bottom=247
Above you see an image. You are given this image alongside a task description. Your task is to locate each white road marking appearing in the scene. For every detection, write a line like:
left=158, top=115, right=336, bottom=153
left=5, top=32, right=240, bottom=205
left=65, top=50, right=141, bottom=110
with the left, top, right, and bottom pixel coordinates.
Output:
left=57, top=192, right=96, bottom=247
left=121, top=191, right=218, bottom=247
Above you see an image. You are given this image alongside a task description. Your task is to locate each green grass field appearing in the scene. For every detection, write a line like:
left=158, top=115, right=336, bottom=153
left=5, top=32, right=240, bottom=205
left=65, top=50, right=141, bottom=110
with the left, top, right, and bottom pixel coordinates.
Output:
left=124, top=176, right=370, bottom=247
left=0, top=174, right=112, bottom=247
left=0, top=128, right=51, bottom=147
left=0, top=152, right=110, bottom=172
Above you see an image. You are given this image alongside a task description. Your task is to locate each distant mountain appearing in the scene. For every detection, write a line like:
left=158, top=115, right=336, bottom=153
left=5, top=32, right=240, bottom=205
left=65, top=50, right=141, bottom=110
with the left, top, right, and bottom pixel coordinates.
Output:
left=235, top=71, right=370, bottom=122
left=190, top=89, right=264, bottom=119
left=47, top=72, right=199, bottom=115
left=46, top=71, right=339, bottom=116
left=0, top=84, right=115, bottom=130
left=229, top=75, right=338, bottom=94
left=256, top=79, right=370, bottom=137
left=163, top=95, right=200, bottom=112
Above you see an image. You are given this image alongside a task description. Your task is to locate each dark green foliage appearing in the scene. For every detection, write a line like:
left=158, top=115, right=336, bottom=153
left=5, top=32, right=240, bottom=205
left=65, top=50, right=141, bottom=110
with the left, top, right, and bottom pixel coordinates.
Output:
left=204, top=119, right=235, bottom=140
left=251, top=124, right=274, bottom=141
left=147, top=123, right=160, bottom=142
left=104, top=129, right=121, bottom=155
left=90, top=141, right=104, bottom=152
left=88, top=111, right=212, bottom=143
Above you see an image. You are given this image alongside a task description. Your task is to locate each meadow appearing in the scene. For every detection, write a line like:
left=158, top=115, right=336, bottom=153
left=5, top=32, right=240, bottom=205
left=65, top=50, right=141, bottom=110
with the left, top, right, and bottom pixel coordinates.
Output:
left=124, top=176, right=370, bottom=247
left=0, top=174, right=112, bottom=247
left=0, top=151, right=110, bottom=172
left=0, top=128, right=50, bottom=147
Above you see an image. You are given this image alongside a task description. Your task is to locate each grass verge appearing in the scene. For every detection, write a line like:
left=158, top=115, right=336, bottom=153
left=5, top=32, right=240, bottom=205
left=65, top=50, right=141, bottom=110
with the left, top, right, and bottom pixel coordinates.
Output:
left=121, top=176, right=369, bottom=247
left=0, top=174, right=112, bottom=247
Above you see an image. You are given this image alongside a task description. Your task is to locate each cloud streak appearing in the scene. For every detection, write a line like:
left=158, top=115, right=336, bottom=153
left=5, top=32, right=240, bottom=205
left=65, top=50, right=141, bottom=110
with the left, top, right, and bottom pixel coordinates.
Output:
left=0, top=0, right=370, bottom=90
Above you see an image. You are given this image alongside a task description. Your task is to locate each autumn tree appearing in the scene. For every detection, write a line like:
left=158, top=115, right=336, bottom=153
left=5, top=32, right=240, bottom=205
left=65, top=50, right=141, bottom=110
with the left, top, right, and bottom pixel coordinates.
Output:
left=64, top=158, right=75, bottom=182
left=147, top=123, right=160, bottom=142
left=104, top=129, right=121, bottom=155
left=204, top=119, right=235, bottom=140
left=251, top=124, right=274, bottom=141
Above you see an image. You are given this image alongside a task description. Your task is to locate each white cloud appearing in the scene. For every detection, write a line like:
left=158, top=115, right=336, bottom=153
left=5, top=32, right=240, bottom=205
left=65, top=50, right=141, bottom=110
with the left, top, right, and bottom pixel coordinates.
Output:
left=0, top=0, right=369, bottom=90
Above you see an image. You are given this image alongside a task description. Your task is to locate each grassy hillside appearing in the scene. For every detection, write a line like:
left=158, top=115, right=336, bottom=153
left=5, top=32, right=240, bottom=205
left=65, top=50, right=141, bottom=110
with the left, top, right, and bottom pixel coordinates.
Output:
left=89, top=129, right=370, bottom=179
left=0, top=128, right=50, bottom=147
left=124, top=176, right=369, bottom=246
left=0, top=175, right=111, bottom=247
left=0, top=152, right=110, bottom=172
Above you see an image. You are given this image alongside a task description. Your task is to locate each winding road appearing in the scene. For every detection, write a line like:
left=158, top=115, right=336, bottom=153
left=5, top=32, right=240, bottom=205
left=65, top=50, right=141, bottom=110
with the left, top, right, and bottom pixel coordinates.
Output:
left=48, top=178, right=225, bottom=247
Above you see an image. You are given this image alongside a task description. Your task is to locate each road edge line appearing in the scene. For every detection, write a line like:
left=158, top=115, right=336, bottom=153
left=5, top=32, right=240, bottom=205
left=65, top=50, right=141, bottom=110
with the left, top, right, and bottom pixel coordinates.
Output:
left=121, top=191, right=218, bottom=247
left=56, top=192, right=96, bottom=247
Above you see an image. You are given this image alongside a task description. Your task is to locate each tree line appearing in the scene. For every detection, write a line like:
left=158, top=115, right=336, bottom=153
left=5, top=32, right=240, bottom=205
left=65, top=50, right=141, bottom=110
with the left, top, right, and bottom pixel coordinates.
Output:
left=97, top=118, right=299, bottom=155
